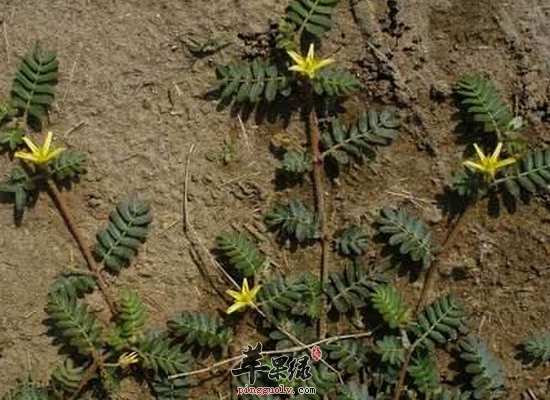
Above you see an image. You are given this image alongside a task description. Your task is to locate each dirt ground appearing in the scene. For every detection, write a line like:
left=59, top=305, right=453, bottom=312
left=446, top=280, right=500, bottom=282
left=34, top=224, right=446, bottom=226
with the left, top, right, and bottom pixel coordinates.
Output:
left=1, top=0, right=550, bottom=398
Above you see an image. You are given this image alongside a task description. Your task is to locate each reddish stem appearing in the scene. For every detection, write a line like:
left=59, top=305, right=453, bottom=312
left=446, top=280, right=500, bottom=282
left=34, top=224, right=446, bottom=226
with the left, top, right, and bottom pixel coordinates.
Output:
left=46, top=179, right=117, bottom=315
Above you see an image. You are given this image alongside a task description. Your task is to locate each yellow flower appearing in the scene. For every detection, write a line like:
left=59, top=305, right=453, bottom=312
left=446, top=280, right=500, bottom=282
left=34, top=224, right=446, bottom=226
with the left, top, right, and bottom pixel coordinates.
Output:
left=118, top=351, right=139, bottom=368
left=463, top=142, right=516, bottom=180
left=287, top=43, right=335, bottom=80
left=14, top=131, right=65, bottom=166
left=226, top=278, right=261, bottom=314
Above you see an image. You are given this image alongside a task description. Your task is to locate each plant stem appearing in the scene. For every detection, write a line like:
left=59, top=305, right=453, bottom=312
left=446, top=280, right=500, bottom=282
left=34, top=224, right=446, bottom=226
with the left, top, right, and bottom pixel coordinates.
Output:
left=46, top=178, right=117, bottom=315
left=306, top=87, right=329, bottom=339
left=415, top=208, right=468, bottom=313
left=393, top=205, right=470, bottom=400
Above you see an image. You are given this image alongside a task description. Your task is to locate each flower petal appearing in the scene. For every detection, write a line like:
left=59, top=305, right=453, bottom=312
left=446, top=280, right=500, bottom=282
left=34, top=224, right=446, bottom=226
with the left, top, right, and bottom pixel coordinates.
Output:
left=226, top=289, right=240, bottom=299
left=44, top=147, right=66, bottom=163
left=227, top=302, right=244, bottom=314
left=463, top=160, right=485, bottom=172
left=314, top=58, right=335, bottom=71
left=495, top=157, right=516, bottom=170
left=289, top=65, right=306, bottom=74
left=43, top=131, right=53, bottom=154
left=490, top=142, right=503, bottom=162
left=14, top=151, right=39, bottom=163
left=472, top=144, right=486, bottom=162
left=22, top=137, right=39, bottom=154
left=287, top=50, right=303, bottom=65
left=242, top=278, right=249, bottom=293
left=306, top=43, right=315, bottom=61
left=250, top=285, right=261, bottom=298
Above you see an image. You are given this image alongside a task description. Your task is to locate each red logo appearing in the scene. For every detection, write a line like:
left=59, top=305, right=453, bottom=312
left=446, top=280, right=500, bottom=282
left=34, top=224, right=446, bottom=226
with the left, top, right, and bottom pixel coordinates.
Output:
left=311, top=345, right=322, bottom=361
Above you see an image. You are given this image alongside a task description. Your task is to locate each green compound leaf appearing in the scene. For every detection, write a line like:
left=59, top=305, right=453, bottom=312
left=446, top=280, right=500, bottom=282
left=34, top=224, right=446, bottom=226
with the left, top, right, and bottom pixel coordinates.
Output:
left=216, top=59, right=292, bottom=104
left=327, top=261, right=378, bottom=313
left=0, top=127, right=24, bottom=152
left=50, top=270, right=95, bottom=299
left=257, top=276, right=307, bottom=315
left=377, top=208, right=440, bottom=266
left=151, top=373, right=193, bottom=400
left=11, top=42, right=58, bottom=127
left=285, top=0, right=340, bottom=39
left=453, top=169, right=483, bottom=199
left=275, top=18, right=298, bottom=51
left=337, top=382, right=373, bottom=400
left=1, top=378, right=51, bottom=400
left=434, top=390, right=472, bottom=400
left=0, top=169, right=36, bottom=223
left=294, top=364, right=337, bottom=400
left=335, top=225, right=368, bottom=256
left=265, top=199, right=320, bottom=243
left=413, top=293, right=468, bottom=350
left=269, top=319, right=316, bottom=350
left=168, top=311, right=233, bottom=349
left=497, top=149, right=550, bottom=199
left=322, top=109, right=400, bottom=166
left=295, top=272, right=323, bottom=319
left=51, top=358, right=88, bottom=396
left=0, top=101, right=16, bottom=123
left=139, top=334, right=192, bottom=375
left=45, top=289, right=103, bottom=356
left=376, top=335, right=406, bottom=366
left=459, top=335, right=506, bottom=400
left=111, top=290, right=148, bottom=349
left=408, top=353, right=441, bottom=396
left=217, top=232, right=269, bottom=277
left=324, top=339, right=368, bottom=374
left=313, top=69, right=359, bottom=97
left=278, top=151, right=313, bottom=175
left=370, top=284, right=410, bottom=329
left=524, top=334, right=550, bottom=363
left=94, top=198, right=152, bottom=272
left=51, top=151, right=86, bottom=183
left=456, top=75, right=513, bottom=136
